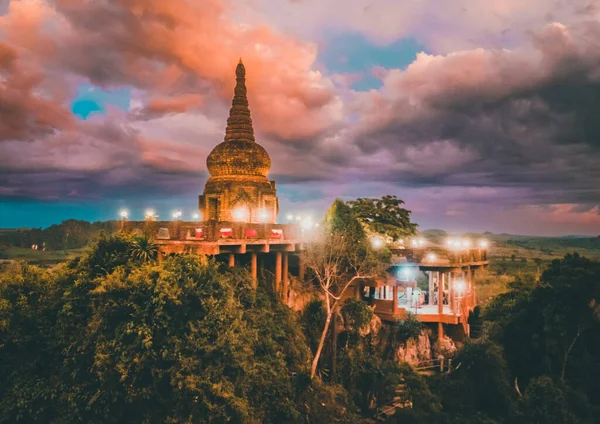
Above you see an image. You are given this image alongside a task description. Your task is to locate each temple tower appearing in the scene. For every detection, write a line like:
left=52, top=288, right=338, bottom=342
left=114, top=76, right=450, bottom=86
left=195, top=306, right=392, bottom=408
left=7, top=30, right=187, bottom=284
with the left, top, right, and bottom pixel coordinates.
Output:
left=199, top=60, right=279, bottom=223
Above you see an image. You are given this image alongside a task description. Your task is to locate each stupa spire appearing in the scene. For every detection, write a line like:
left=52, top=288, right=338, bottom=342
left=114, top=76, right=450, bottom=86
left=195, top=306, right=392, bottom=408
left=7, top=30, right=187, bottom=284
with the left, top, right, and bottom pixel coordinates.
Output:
left=224, top=59, right=255, bottom=143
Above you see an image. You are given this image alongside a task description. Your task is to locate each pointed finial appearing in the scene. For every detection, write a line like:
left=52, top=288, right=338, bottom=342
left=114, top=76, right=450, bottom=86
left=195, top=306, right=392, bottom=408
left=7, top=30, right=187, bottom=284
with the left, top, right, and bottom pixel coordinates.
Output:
left=225, top=59, right=254, bottom=143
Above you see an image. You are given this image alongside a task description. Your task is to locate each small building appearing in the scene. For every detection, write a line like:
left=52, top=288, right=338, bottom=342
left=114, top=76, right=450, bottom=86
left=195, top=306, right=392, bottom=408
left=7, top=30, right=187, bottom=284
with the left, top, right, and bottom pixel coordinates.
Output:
left=361, top=242, right=489, bottom=339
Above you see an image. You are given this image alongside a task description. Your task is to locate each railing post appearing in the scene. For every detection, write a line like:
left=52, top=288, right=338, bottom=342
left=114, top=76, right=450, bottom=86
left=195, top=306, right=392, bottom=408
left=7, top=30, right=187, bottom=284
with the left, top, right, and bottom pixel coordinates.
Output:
left=440, top=357, right=444, bottom=373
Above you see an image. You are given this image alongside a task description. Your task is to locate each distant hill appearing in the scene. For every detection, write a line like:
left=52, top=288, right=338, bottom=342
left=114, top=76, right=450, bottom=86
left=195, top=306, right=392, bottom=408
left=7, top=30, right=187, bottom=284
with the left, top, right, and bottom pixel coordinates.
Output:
left=0, top=219, right=119, bottom=251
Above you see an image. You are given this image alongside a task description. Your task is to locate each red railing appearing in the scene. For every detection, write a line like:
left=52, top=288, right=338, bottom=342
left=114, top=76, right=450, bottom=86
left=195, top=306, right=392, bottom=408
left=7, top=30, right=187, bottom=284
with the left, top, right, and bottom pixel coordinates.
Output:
left=122, top=220, right=301, bottom=242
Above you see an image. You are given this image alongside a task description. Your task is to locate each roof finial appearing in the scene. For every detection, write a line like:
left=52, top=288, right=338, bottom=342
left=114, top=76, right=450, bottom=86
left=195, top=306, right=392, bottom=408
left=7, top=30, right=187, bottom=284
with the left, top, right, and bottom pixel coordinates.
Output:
left=224, top=60, right=254, bottom=143
left=239, top=57, right=243, bottom=64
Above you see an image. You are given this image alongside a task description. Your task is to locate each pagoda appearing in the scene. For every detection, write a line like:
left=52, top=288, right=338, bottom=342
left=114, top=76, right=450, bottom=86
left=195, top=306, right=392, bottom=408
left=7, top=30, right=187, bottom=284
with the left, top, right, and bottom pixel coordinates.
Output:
left=199, top=59, right=279, bottom=223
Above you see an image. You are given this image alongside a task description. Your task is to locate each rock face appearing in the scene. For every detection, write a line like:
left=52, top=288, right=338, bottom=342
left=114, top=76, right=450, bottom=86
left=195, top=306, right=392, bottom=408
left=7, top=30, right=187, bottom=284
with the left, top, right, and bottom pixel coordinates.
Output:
left=286, top=281, right=318, bottom=312
left=395, top=330, right=432, bottom=367
left=432, top=335, right=457, bottom=358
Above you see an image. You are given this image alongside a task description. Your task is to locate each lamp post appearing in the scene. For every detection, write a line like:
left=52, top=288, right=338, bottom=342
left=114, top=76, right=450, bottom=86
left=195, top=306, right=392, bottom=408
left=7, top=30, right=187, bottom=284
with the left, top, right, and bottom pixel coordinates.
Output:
left=119, top=209, right=129, bottom=231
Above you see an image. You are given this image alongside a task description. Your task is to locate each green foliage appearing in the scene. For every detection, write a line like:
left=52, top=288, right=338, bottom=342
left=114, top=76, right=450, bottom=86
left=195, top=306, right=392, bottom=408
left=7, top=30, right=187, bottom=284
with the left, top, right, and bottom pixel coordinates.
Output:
left=341, top=299, right=374, bottom=337
left=1, top=237, right=360, bottom=423
left=301, top=300, right=328, bottom=355
left=129, top=235, right=158, bottom=262
left=324, top=199, right=366, bottom=243
left=392, top=313, right=424, bottom=345
left=435, top=341, right=514, bottom=420
left=516, top=376, right=581, bottom=424
left=337, top=342, right=406, bottom=415
left=484, top=253, right=600, bottom=423
left=346, top=195, right=417, bottom=240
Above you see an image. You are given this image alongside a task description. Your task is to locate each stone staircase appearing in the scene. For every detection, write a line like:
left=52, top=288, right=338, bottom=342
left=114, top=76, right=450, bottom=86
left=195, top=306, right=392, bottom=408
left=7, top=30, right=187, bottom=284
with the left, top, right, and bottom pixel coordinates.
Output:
left=377, top=378, right=412, bottom=420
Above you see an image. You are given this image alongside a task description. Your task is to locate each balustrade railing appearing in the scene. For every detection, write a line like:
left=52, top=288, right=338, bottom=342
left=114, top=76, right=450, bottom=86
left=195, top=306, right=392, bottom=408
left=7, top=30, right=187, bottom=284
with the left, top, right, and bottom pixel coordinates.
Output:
left=122, top=220, right=301, bottom=242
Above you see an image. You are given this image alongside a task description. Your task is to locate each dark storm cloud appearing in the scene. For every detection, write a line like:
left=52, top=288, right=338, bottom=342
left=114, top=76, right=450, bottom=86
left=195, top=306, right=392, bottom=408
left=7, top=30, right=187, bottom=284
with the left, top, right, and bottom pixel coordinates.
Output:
left=345, top=22, right=600, bottom=208
left=0, top=165, right=206, bottom=201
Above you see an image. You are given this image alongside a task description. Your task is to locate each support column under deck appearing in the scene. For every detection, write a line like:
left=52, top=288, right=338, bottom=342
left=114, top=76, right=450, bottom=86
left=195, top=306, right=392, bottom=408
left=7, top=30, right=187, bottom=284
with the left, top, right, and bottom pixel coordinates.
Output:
left=282, top=253, right=289, bottom=303
left=251, top=252, right=258, bottom=289
left=428, top=271, right=434, bottom=305
left=228, top=253, right=235, bottom=268
left=299, top=255, right=305, bottom=281
left=275, top=251, right=282, bottom=294
left=449, top=272, right=456, bottom=314
left=392, top=285, right=399, bottom=315
left=438, top=272, right=444, bottom=340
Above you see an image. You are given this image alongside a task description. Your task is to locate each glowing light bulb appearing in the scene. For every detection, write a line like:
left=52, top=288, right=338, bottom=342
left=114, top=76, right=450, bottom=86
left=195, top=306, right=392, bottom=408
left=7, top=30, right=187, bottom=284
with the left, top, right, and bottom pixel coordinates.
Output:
left=119, top=209, right=129, bottom=219
left=478, top=239, right=489, bottom=249
left=258, top=208, right=269, bottom=222
left=232, top=206, right=249, bottom=222
left=301, top=217, right=314, bottom=230
left=427, top=252, right=437, bottom=261
left=371, top=237, right=384, bottom=249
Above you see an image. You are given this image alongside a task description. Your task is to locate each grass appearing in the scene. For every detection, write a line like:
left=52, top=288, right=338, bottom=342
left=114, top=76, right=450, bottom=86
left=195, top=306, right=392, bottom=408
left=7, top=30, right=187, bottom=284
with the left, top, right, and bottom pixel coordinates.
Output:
left=0, top=246, right=84, bottom=267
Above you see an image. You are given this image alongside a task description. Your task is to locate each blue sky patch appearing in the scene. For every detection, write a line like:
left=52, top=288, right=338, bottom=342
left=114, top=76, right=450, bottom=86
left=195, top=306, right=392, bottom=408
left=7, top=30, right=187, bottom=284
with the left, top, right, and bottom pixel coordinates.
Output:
left=319, top=32, right=428, bottom=91
left=71, top=84, right=131, bottom=120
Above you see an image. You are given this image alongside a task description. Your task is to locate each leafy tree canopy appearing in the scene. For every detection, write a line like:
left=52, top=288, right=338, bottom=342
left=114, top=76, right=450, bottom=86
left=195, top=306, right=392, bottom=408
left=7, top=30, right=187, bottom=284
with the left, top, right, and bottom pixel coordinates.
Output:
left=346, top=195, right=417, bottom=241
left=0, top=235, right=362, bottom=423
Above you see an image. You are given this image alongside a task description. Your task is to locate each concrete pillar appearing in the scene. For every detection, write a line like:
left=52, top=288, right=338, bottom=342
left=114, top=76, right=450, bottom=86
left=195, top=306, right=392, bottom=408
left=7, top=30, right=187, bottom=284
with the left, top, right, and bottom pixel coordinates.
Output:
left=251, top=253, right=258, bottom=289
left=392, top=285, right=399, bottom=315
left=438, top=273, right=445, bottom=340
left=282, top=253, right=289, bottom=303
left=275, top=251, right=282, bottom=294
left=228, top=253, right=235, bottom=268
left=298, top=255, right=305, bottom=281
left=157, top=249, right=163, bottom=264
left=428, top=271, right=434, bottom=305
left=449, top=272, right=456, bottom=314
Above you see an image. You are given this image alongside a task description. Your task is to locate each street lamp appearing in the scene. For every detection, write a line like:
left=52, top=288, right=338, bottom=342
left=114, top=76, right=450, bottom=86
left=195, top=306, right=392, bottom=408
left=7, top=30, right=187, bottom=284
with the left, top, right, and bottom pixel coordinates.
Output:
left=145, top=209, right=156, bottom=221
left=119, top=209, right=129, bottom=220
left=192, top=213, right=201, bottom=221
left=172, top=210, right=182, bottom=220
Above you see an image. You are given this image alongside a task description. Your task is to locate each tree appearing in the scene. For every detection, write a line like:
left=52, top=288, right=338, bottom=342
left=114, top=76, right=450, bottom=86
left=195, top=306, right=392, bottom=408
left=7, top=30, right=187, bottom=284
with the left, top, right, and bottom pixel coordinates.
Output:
left=1, top=237, right=345, bottom=423
left=484, top=254, right=600, bottom=420
left=303, top=199, right=389, bottom=379
left=346, top=195, right=417, bottom=240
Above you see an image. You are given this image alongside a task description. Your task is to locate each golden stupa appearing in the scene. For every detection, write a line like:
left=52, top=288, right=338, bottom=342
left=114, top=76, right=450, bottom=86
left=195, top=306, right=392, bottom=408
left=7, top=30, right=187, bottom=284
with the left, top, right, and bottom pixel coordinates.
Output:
left=199, top=60, right=279, bottom=223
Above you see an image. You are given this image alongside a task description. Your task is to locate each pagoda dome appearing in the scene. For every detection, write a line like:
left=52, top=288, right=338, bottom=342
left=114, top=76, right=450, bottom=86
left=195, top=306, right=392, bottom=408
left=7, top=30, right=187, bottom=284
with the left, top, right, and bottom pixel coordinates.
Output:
left=206, top=59, right=271, bottom=178
left=207, top=139, right=271, bottom=177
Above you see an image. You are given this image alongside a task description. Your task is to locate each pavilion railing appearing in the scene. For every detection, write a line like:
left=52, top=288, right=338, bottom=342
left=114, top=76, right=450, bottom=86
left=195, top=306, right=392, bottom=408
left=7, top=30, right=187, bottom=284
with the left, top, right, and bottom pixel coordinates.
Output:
left=121, top=220, right=302, bottom=242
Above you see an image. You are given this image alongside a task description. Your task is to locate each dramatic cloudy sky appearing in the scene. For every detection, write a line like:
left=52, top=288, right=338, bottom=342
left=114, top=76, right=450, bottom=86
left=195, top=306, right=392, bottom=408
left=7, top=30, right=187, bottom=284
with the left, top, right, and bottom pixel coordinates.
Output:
left=1, top=0, right=600, bottom=235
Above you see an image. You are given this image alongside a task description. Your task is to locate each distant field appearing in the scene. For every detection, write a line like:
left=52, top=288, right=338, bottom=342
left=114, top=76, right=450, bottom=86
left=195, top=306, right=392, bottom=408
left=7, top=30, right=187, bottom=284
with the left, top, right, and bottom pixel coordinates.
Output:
left=421, top=230, right=600, bottom=305
left=0, top=246, right=84, bottom=267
